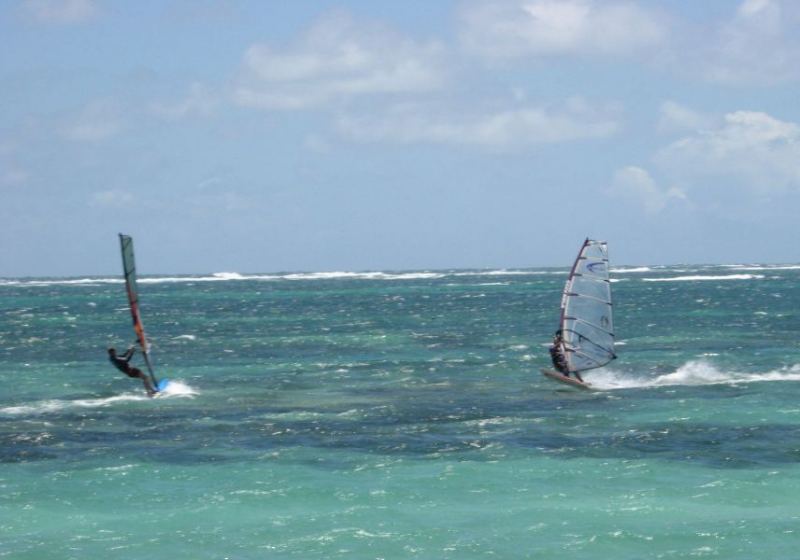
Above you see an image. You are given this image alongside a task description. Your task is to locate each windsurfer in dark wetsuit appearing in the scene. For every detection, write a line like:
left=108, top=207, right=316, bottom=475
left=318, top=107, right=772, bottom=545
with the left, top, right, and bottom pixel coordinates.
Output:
left=108, top=346, right=156, bottom=396
left=549, top=330, right=583, bottom=382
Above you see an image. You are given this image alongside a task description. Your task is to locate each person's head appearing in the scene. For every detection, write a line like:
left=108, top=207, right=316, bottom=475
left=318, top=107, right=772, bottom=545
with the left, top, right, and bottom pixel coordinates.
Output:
left=107, top=347, right=116, bottom=356
left=554, top=329, right=562, bottom=340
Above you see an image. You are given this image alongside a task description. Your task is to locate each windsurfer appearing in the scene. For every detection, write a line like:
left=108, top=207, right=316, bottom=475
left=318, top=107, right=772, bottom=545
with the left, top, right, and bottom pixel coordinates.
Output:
left=549, top=330, right=583, bottom=382
left=108, top=346, right=156, bottom=396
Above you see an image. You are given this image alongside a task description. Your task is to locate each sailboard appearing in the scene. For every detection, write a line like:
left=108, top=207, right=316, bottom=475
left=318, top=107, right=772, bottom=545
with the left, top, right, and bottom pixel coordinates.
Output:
left=543, top=238, right=616, bottom=390
left=119, top=233, right=168, bottom=393
left=540, top=368, right=594, bottom=390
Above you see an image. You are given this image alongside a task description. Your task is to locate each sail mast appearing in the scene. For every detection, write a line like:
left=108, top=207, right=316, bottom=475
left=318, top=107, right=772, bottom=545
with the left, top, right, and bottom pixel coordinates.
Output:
left=119, top=233, right=158, bottom=387
left=559, top=238, right=589, bottom=332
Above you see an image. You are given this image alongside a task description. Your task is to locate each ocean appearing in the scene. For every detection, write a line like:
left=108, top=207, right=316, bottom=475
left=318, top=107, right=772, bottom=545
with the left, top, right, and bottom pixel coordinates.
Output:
left=2, top=264, right=800, bottom=559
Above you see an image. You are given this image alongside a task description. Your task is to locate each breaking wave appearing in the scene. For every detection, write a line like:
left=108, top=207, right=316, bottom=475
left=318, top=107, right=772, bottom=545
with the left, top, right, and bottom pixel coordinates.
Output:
left=4, top=263, right=797, bottom=287
left=280, top=271, right=446, bottom=281
left=610, top=266, right=653, bottom=273
left=641, top=274, right=765, bottom=282
left=721, top=264, right=800, bottom=271
left=0, top=269, right=561, bottom=287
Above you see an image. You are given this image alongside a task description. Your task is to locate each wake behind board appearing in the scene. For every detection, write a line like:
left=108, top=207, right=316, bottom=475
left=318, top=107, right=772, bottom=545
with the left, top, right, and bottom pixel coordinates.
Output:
left=541, top=369, right=594, bottom=391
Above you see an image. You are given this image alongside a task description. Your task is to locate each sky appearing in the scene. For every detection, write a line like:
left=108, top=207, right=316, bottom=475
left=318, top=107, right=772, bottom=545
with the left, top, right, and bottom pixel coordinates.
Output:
left=2, top=0, right=800, bottom=276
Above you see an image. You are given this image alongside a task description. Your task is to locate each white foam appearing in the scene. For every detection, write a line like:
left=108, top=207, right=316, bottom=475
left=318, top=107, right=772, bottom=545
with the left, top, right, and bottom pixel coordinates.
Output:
left=1, top=382, right=196, bottom=414
left=641, top=274, right=765, bottom=282
left=1, top=277, right=122, bottom=287
left=5, top=262, right=796, bottom=288
left=172, top=334, right=196, bottom=341
left=720, top=264, right=800, bottom=271
left=281, top=271, right=445, bottom=281
left=158, top=380, right=197, bottom=397
left=610, top=266, right=653, bottom=273
left=451, top=270, right=555, bottom=277
left=0, top=268, right=562, bottom=287
left=139, top=273, right=280, bottom=283
left=0, top=273, right=284, bottom=287
left=0, top=394, right=147, bottom=415
left=587, top=361, right=800, bottom=391
left=209, top=272, right=247, bottom=280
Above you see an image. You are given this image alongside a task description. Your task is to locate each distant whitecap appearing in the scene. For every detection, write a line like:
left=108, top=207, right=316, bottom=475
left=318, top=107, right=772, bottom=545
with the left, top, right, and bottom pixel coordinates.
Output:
left=642, top=274, right=765, bottom=282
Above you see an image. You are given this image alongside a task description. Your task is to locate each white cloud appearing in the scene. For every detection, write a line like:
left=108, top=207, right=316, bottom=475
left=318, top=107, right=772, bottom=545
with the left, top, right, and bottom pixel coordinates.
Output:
left=0, top=141, right=29, bottom=187
left=90, top=190, right=134, bottom=208
left=609, top=166, right=685, bottom=214
left=336, top=100, right=618, bottom=150
left=150, top=83, right=218, bottom=120
left=0, top=166, right=29, bottom=187
left=657, top=101, right=717, bottom=134
left=61, top=101, right=124, bottom=142
left=232, top=12, right=446, bottom=110
left=700, top=0, right=800, bottom=85
left=190, top=192, right=251, bottom=214
left=656, top=110, right=800, bottom=192
left=304, top=134, right=332, bottom=154
left=22, top=0, right=97, bottom=24
left=458, top=0, right=667, bottom=59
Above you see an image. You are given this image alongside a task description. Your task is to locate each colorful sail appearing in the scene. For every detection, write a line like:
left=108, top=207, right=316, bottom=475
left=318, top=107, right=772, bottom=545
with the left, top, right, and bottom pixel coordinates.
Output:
left=119, top=233, right=157, bottom=385
left=560, top=238, right=616, bottom=374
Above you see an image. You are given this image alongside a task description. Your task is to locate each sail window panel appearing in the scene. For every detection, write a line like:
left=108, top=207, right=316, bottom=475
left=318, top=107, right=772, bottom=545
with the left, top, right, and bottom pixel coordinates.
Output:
left=581, top=241, right=608, bottom=262
left=563, top=316, right=614, bottom=352
left=565, top=296, right=613, bottom=332
left=575, top=258, right=608, bottom=280
left=563, top=318, right=615, bottom=371
left=569, top=275, right=611, bottom=303
left=120, top=236, right=139, bottom=294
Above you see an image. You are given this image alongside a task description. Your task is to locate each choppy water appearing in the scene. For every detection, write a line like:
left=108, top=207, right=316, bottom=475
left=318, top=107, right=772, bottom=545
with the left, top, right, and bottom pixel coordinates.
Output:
left=2, top=264, right=800, bottom=558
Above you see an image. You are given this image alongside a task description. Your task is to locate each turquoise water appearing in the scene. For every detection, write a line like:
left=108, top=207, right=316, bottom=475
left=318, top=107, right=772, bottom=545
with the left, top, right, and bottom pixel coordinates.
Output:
left=2, top=265, right=800, bottom=558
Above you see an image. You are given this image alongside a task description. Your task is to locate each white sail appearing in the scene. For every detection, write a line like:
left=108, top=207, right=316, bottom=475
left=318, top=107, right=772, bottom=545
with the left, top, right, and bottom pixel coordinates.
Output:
left=560, top=238, right=616, bottom=373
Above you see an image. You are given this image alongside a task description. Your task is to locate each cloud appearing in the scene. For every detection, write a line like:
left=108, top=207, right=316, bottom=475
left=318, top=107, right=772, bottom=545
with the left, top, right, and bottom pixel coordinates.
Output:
left=699, top=0, right=800, bottom=85
left=458, top=0, right=667, bottom=59
left=0, top=166, right=29, bottom=187
left=0, top=141, right=29, bottom=187
left=61, top=100, right=124, bottom=142
left=90, top=189, right=134, bottom=208
left=232, top=12, right=446, bottom=110
left=608, top=166, right=685, bottom=214
left=656, top=110, right=800, bottom=192
left=22, top=0, right=98, bottom=24
left=150, top=83, right=218, bottom=120
left=304, top=134, right=332, bottom=154
left=657, top=101, right=717, bottom=134
left=336, top=98, right=618, bottom=150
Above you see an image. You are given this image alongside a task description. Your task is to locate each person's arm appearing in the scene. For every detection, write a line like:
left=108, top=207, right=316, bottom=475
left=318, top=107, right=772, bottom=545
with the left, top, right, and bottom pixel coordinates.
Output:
left=120, top=346, right=136, bottom=361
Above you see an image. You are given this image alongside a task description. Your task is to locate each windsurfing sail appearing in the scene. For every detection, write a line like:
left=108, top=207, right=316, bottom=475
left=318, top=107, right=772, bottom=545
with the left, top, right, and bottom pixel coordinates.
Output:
left=559, top=238, right=616, bottom=374
left=119, top=233, right=158, bottom=387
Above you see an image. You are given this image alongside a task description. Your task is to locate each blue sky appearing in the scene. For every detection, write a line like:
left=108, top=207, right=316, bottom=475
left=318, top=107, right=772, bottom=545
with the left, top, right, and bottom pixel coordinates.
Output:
left=3, top=0, right=800, bottom=276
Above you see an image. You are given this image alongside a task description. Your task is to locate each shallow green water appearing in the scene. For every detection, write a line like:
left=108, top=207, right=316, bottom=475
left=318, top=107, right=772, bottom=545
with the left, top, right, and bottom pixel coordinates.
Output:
left=2, top=265, right=800, bottom=558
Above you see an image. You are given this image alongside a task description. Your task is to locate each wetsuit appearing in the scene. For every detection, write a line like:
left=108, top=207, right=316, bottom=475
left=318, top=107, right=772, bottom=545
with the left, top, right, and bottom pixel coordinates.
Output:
left=109, top=347, right=156, bottom=396
left=549, top=343, right=569, bottom=375
left=550, top=341, right=585, bottom=382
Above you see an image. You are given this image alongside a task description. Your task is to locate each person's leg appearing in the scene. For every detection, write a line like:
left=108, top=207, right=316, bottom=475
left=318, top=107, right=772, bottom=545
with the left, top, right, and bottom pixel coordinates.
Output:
left=131, top=368, right=156, bottom=396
